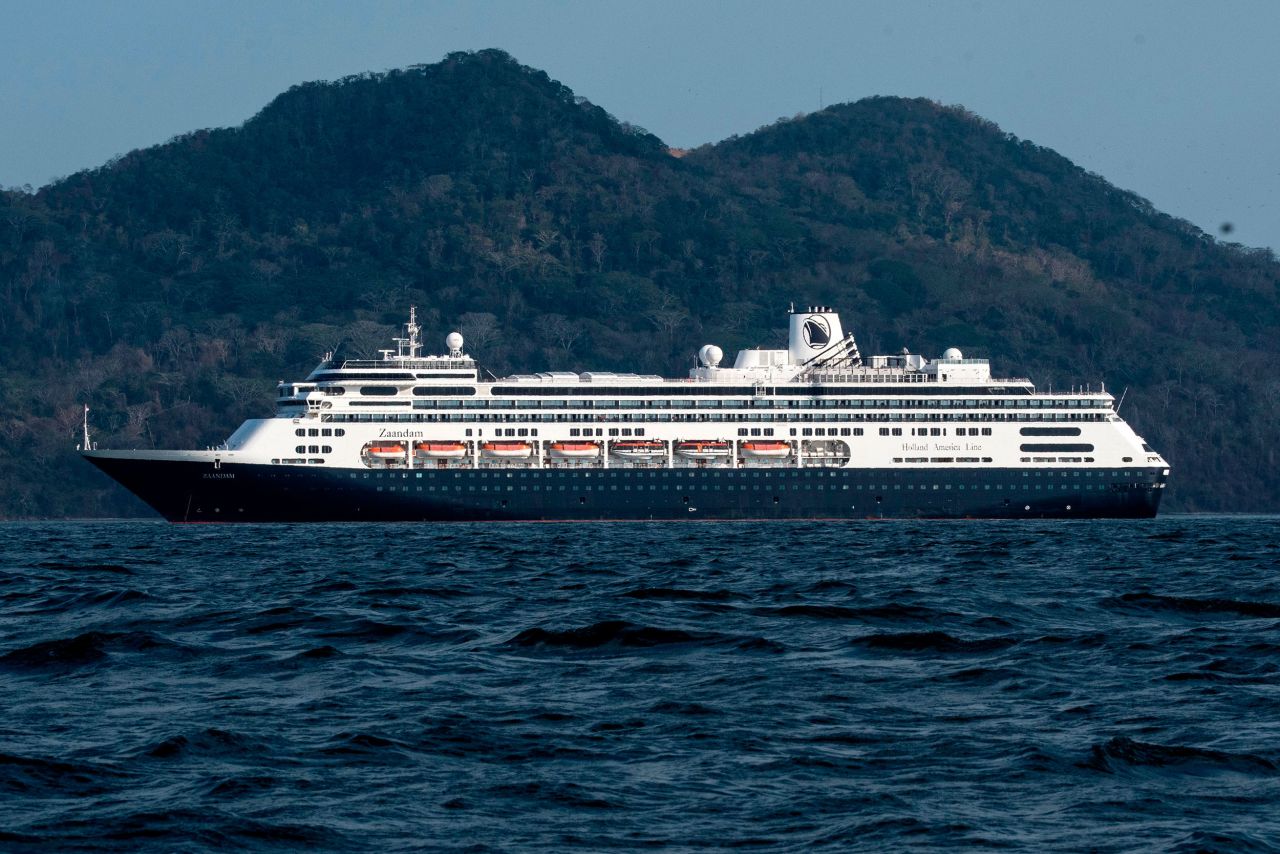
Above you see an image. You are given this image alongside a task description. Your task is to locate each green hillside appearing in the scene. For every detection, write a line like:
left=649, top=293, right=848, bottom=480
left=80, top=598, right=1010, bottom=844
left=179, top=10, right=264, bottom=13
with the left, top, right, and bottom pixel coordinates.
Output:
left=1, top=49, right=1276, bottom=516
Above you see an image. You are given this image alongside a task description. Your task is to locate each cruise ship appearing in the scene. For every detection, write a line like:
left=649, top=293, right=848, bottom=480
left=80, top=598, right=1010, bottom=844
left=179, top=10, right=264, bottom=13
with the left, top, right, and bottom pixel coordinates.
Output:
left=82, top=306, right=1169, bottom=521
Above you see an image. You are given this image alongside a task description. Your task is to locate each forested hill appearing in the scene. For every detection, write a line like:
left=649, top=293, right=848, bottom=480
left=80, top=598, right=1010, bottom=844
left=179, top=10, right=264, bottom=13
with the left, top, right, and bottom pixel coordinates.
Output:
left=2, top=49, right=1277, bottom=517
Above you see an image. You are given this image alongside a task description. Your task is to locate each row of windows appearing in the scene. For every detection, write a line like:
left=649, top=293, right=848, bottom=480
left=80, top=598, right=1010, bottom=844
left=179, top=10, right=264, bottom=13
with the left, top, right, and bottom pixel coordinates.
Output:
left=361, top=482, right=1129, bottom=494
left=885, top=426, right=996, bottom=436
left=295, top=445, right=334, bottom=454
left=295, top=428, right=347, bottom=437
left=799, top=428, right=863, bottom=436
left=321, top=412, right=1106, bottom=425
left=568, top=428, right=650, bottom=437
left=1021, top=427, right=1083, bottom=437
left=344, top=467, right=1148, bottom=479
left=399, top=397, right=1107, bottom=410
left=486, top=385, right=1035, bottom=398
left=895, top=457, right=994, bottom=463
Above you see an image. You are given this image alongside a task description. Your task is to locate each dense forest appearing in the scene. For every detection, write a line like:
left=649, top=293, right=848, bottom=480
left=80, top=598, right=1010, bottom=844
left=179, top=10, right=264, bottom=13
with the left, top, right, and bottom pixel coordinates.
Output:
left=2, top=49, right=1277, bottom=517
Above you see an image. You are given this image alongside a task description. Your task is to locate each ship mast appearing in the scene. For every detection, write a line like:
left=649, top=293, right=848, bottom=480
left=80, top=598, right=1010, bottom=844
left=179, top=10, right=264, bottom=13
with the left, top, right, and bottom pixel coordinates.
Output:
left=81, top=404, right=93, bottom=451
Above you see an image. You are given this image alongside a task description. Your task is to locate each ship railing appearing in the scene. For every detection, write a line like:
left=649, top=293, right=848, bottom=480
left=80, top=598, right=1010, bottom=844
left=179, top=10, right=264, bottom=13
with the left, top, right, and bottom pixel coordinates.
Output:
left=338, top=358, right=475, bottom=370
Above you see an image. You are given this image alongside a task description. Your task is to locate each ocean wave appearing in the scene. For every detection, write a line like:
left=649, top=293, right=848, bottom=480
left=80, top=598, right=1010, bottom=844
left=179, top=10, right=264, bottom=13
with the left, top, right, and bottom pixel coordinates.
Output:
left=141, top=728, right=261, bottom=760
left=0, top=751, right=129, bottom=796
left=622, top=587, right=743, bottom=602
left=850, top=631, right=1018, bottom=654
left=0, top=630, right=199, bottom=670
left=33, top=561, right=134, bottom=575
left=1080, top=736, right=1278, bottom=775
left=1107, top=592, right=1280, bottom=619
left=504, top=620, right=780, bottom=653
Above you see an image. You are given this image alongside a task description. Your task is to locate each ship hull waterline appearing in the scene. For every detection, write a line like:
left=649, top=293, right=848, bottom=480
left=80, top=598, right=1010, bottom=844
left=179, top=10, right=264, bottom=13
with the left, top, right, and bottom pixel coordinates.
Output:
left=84, top=453, right=1166, bottom=522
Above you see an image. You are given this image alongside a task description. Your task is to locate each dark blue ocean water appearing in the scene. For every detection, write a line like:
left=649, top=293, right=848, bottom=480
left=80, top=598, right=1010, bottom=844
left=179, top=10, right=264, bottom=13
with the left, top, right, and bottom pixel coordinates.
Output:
left=2, top=518, right=1279, bottom=852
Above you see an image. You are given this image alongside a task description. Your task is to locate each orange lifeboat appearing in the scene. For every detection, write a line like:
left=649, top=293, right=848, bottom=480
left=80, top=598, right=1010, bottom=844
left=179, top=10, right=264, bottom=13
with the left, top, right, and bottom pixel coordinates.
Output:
left=482, top=441, right=532, bottom=458
left=610, top=440, right=666, bottom=459
left=740, top=441, right=791, bottom=458
left=676, top=440, right=731, bottom=460
left=415, top=441, right=468, bottom=459
left=549, top=441, right=600, bottom=459
left=367, top=443, right=407, bottom=460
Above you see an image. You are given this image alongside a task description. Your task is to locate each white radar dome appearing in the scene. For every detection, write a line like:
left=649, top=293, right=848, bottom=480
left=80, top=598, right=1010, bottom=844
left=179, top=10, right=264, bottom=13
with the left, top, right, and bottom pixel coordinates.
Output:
left=942, top=347, right=963, bottom=360
left=446, top=332, right=464, bottom=354
left=698, top=344, right=724, bottom=367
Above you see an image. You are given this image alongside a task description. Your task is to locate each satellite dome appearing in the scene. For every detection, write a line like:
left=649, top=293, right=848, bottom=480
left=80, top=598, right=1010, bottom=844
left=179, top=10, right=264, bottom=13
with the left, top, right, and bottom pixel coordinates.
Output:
left=698, top=344, right=724, bottom=367
left=942, top=347, right=963, bottom=360
left=446, top=332, right=464, bottom=354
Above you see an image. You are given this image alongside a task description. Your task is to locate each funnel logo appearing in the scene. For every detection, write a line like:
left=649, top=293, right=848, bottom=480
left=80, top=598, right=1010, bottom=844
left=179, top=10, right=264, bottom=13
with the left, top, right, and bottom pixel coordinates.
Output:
left=802, top=315, right=830, bottom=349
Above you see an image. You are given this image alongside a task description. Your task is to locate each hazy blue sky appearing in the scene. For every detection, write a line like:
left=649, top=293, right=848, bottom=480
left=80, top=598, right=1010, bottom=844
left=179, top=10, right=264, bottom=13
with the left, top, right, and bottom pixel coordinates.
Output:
left=3, top=0, right=1277, bottom=249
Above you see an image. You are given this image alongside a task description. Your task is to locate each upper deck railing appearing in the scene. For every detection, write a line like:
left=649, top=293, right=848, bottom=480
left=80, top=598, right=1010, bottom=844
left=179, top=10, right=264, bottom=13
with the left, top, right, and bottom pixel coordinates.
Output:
left=335, top=358, right=476, bottom=371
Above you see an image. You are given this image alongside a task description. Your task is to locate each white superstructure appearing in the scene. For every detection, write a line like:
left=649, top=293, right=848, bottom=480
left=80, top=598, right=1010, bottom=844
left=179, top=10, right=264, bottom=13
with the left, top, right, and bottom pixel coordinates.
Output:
left=142, top=305, right=1166, bottom=480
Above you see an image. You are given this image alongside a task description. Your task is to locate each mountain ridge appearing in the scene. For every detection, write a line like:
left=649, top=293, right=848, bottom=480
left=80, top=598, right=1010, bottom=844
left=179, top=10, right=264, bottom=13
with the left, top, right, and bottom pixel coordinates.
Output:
left=1, top=49, right=1276, bottom=516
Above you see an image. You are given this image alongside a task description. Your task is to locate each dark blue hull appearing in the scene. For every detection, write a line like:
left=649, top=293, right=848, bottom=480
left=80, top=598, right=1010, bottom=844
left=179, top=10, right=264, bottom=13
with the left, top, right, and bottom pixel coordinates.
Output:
left=84, top=455, right=1167, bottom=521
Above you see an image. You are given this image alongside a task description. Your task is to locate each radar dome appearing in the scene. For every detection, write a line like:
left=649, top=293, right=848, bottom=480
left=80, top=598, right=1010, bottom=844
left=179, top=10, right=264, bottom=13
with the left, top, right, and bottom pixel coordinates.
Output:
left=446, top=332, right=464, bottom=354
left=698, top=344, right=724, bottom=367
left=942, top=347, right=963, bottom=360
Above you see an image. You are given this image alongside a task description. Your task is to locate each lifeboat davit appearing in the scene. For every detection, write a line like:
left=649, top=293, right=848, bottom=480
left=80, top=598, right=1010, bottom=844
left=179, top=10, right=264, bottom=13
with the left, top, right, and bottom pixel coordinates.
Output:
left=549, top=441, right=600, bottom=459
left=676, top=440, right=731, bottom=460
left=740, top=441, right=791, bottom=458
left=367, top=443, right=407, bottom=460
left=610, top=440, right=666, bottom=459
left=482, top=441, right=532, bottom=458
left=415, top=441, right=468, bottom=459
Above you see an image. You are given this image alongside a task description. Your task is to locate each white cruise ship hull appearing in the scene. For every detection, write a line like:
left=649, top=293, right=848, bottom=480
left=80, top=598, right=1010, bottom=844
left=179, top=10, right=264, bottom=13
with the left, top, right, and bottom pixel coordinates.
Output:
left=83, top=452, right=1166, bottom=522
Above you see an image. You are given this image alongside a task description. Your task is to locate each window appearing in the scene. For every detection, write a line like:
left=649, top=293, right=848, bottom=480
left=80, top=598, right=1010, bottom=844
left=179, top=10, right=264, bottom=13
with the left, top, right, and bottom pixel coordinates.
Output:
left=981, top=428, right=992, bottom=436
left=879, top=428, right=890, bottom=436
left=295, top=445, right=305, bottom=453
left=892, top=428, right=902, bottom=436
left=308, top=428, right=319, bottom=437
left=322, top=445, right=332, bottom=453
left=295, top=428, right=306, bottom=437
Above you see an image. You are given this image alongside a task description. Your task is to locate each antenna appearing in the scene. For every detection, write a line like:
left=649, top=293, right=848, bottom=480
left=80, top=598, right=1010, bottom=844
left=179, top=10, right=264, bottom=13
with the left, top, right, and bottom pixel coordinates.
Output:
left=1115, top=386, right=1129, bottom=414
left=81, top=405, right=93, bottom=451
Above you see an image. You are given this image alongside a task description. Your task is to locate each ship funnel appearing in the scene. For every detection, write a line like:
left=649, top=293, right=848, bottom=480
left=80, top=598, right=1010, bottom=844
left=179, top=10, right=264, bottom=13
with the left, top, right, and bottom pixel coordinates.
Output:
left=788, top=306, right=844, bottom=365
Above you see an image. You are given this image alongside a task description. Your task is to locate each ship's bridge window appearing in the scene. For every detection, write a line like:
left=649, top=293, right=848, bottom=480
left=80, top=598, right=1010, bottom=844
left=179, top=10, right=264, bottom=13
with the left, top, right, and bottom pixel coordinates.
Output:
left=412, top=387, right=477, bottom=397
